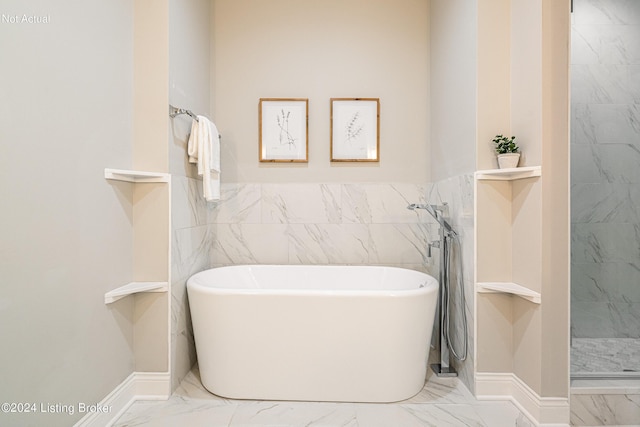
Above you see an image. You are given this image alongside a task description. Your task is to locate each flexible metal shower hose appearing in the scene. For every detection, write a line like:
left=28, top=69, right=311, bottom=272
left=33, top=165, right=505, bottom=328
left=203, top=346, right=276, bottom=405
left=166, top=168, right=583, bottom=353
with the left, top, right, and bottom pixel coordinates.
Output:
left=442, top=233, right=468, bottom=362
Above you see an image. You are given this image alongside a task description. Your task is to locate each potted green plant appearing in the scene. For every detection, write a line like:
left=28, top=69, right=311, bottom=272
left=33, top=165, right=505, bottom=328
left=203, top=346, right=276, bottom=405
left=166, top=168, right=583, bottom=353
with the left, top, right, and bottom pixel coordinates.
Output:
left=492, top=134, right=520, bottom=169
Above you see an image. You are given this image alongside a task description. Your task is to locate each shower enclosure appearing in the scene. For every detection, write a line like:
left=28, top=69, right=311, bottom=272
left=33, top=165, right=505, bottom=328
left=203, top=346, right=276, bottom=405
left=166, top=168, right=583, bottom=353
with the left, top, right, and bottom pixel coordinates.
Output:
left=571, top=0, right=640, bottom=378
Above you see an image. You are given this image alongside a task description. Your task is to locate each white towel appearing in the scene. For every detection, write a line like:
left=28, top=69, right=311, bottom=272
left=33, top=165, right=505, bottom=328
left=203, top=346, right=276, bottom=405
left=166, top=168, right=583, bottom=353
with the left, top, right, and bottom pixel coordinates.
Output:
left=187, top=115, right=220, bottom=201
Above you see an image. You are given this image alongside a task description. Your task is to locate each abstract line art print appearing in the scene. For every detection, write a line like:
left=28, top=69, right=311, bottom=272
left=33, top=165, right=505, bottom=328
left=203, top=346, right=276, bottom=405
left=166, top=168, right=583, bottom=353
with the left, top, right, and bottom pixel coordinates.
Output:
left=331, top=98, right=379, bottom=162
left=259, top=98, right=309, bottom=162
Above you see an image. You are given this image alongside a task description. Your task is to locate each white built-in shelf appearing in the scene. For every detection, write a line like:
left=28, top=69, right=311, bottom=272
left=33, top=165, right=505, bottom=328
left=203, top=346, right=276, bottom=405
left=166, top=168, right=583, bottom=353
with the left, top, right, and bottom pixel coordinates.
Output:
left=476, top=281, right=541, bottom=304
left=104, top=168, right=170, bottom=183
left=475, top=166, right=541, bottom=181
left=104, top=281, right=168, bottom=304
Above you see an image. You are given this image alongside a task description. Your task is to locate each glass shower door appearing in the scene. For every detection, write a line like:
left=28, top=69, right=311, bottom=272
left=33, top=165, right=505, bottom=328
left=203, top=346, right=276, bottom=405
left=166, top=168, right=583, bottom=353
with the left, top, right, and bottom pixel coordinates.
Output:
left=570, top=0, right=640, bottom=379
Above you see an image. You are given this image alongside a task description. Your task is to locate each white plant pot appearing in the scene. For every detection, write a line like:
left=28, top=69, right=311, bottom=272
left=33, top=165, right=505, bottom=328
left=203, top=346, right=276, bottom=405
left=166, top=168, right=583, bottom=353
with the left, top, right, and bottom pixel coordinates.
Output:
left=497, top=153, right=520, bottom=169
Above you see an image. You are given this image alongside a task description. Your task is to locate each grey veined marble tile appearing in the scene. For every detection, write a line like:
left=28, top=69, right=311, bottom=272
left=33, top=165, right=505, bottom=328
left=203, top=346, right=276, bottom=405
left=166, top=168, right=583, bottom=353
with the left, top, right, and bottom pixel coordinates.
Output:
left=571, top=65, right=634, bottom=104
left=571, top=301, right=640, bottom=338
left=286, top=224, right=370, bottom=264
left=571, top=143, right=640, bottom=184
left=227, top=401, right=359, bottom=427
left=341, top=183, right=428, bottom=224
left=211, top=223, right=289, bottom=265
left=571, top=261, right=640, bottom=303
left=172, top=175, right=208, bottom=229
left=403, top=371, right=474, bottom=404
left=570, top=392, right=640, bottom=426
left=572, top=23, right=640, bottom=65
left=208, top=183, right=262, bottom=224
left=571, top=223, right=640, bottom=263
left=572, top=103, right=640, bottom=144
left=368, top=223, right=433, bottom=265
left=398, top=404, right=486, bottom=427
left=261, top=183, right=341, bottom=224
left=571, top=337, right=640, bottom=373
left=571, top=183, right=640, bottom=223
left=574, top=0, right=640, bottom=25
left=113, top=365, right=534, bottom=427
left=172, top=225, right=212, bottom=283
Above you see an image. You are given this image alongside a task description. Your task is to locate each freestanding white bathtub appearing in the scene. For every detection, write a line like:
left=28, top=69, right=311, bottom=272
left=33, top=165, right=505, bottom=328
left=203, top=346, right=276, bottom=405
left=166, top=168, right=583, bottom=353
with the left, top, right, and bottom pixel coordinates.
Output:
left=187, top=265, right=438, bottom=403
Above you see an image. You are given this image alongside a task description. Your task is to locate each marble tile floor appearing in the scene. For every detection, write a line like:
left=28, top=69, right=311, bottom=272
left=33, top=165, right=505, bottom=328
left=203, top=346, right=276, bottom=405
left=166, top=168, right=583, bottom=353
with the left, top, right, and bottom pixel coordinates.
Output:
left=113, top=366, right=534, bottom=427
left=570, top=378, right=640, bottom=427
left=571, top=338, right=640, bottom=375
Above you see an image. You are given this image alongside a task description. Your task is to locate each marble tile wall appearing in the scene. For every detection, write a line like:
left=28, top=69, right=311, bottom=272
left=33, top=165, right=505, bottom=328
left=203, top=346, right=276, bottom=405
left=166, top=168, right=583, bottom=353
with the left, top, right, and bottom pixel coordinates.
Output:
left=208, top=182, right=437, bottom=271
left=427, top=174, right=475, bottom=395
left=171, top=176, right=212, bottom=391
left=571, top=0, right=640, bottom=340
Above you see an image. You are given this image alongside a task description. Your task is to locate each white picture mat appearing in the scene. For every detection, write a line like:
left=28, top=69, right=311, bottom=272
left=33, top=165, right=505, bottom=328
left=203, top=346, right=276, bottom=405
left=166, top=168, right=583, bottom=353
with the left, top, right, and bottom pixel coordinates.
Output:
left=261, top=101, right=307, bottom=161
left=332, top=99, right=378, bottom=161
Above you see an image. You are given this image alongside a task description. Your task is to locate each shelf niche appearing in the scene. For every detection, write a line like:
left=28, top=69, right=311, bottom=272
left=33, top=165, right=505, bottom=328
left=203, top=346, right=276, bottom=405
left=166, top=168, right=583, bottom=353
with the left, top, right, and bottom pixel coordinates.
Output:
left=476, top=281, right=541, bottom=304
left=104, top=166, right=170, bottom=375
left=105, top=168, right=170, bottom=183
left=474, top=165, right=543, bottom=378
left=475, top=165, right=542, bottom=295
left=475, top=166, right=541, bottom=181
left=105, top=281, right=168, bottom=304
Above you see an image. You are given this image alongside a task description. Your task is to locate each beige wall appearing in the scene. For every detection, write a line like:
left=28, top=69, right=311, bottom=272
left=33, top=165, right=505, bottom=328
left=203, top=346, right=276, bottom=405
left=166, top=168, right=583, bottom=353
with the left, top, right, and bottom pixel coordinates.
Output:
left=0, top=1, right=136, bottom=425
left=477, top=0, right=511, bottom=170
left=211, top=0, right=430, bottom=184
left=430, top=0, right=478, bottom=180
left=540, top=0, right=570, bottom=398
left=509, top=0, right=570, bottom=398
left=475, top=0, right=571, bottom=404
left=169, top=0, right=212, bottom=179
left=134, top=0, right=169, bottom=172
left=510, top=0, right=543, bottom=167
left=131, top=0, right=172, bottom=378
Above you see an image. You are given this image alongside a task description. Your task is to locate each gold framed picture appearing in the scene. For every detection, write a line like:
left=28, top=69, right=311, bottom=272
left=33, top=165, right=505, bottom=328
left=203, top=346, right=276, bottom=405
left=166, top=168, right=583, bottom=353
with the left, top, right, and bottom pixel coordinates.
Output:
left=259, top=98, right=309, bottom=162
left=330, top=98, right=380, bottom=162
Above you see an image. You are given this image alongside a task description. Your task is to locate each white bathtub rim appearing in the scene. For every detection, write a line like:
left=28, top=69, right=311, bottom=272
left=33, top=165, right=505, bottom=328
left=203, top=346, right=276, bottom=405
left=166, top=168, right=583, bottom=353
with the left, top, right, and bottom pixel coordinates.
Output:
left=187, top=264, right=438, bottom=298
left=188, top=288, right=434, bottom=297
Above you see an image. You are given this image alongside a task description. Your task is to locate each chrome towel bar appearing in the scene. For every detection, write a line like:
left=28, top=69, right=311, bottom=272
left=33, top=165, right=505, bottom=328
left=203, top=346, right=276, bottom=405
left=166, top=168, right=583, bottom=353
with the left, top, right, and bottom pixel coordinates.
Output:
left=169, top=105, right=199, bottom=122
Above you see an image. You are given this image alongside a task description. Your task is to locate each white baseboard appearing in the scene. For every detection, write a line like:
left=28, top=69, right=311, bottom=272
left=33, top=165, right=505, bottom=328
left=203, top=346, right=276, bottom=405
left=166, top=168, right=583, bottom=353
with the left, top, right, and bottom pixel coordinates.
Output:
left=476, top=372, right=569, bottom=427
left=73, top=371, right=170, bottom=427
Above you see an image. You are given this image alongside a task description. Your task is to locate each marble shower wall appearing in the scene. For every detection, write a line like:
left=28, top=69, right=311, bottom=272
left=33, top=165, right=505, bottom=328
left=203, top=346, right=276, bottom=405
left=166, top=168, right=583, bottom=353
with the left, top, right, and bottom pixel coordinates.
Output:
left=208, top=183, right=438, bottom=271
left=571, top=0, right=640, bottom=339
